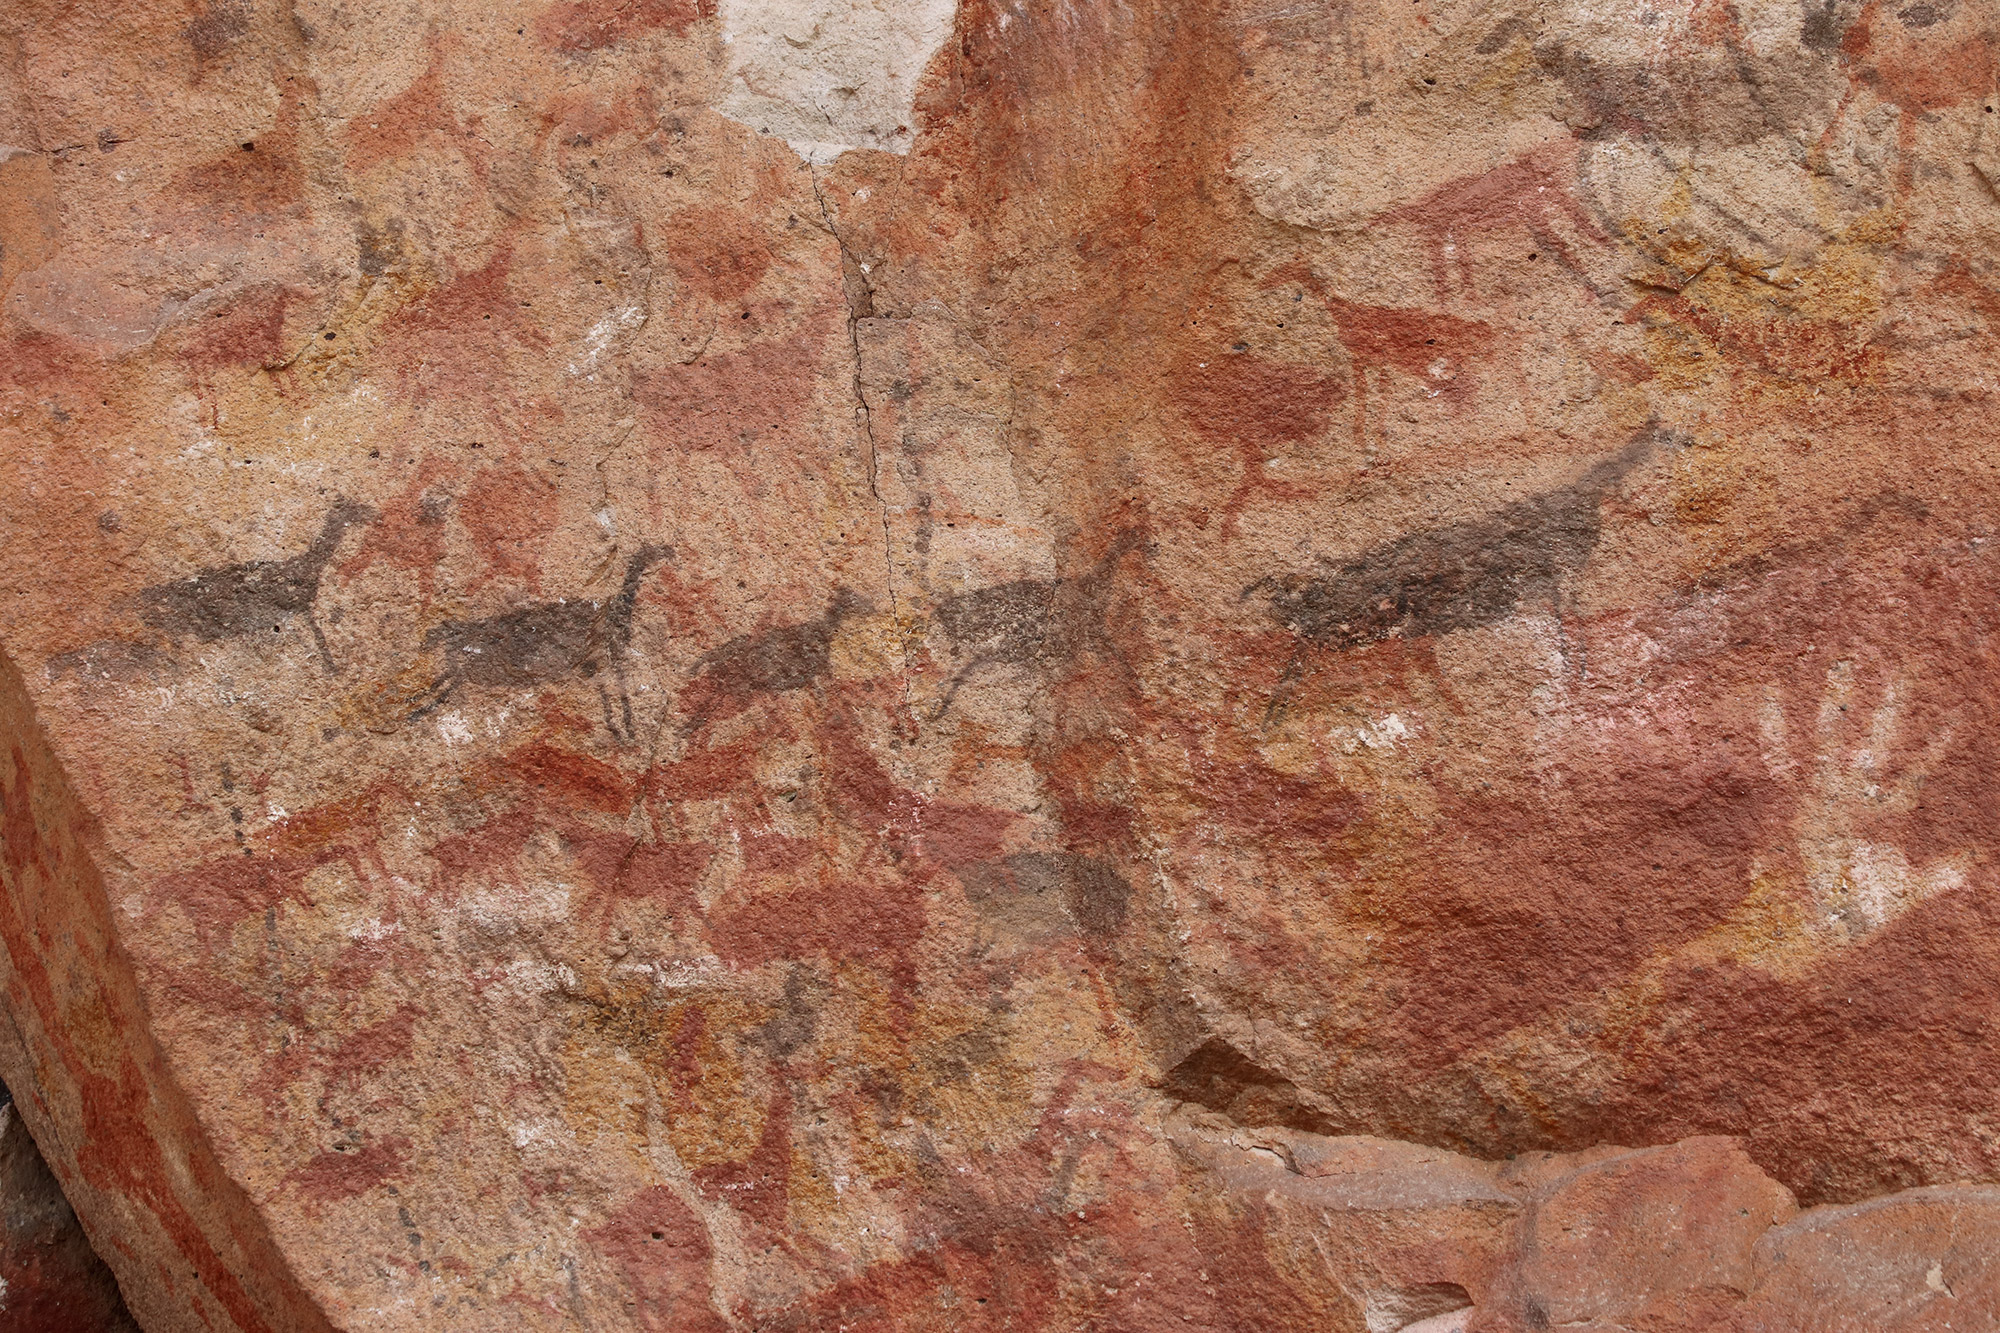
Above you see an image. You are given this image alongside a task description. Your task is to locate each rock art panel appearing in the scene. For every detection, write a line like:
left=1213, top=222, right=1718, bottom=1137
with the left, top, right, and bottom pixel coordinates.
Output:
left=1, top=0, right=1998, bottom=1327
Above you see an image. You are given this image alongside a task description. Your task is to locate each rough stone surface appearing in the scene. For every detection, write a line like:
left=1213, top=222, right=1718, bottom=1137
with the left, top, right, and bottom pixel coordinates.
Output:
left=1178, top=1120, right=2000, bottom=1331
left=1, top=0, right=1998, bottom=1327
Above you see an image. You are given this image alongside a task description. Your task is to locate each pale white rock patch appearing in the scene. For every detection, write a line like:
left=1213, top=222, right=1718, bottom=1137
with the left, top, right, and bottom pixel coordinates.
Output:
left=1396, top=1311, right=1471, bottom=1333
left=1337, top=712, right=1416, bottom=754
left=567, top=304, right=646, bottom=377
left=436, top=710, right=475, bottom=745
left=716, top=0, right=959, bottom=163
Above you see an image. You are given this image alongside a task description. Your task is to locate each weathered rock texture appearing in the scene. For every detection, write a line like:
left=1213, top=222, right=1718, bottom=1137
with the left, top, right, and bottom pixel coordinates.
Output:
left=1174, top=1116, right=2000, bottom=1332
left=1, top=0, right=1998, bottom=1327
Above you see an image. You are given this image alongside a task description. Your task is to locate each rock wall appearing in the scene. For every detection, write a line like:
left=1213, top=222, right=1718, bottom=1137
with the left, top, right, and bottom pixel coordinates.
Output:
left=1, top=0, right=1997, bottom=1328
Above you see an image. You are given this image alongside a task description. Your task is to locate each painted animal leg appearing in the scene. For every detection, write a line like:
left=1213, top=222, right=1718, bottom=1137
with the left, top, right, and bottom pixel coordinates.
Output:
left=1408, top=638, right=1469, bottom=716
left=597, top=680, right=623, bottom=742
left=405, top=673, right=461, bottom=721
left=1261, top=643, right=1310, bottom=731
left=927, top=655, right=993, bottom=724
left=1527, top=223, right=1610, bottom=300
left=306, top=612, right=340, bottom=674
left=1552, top=584, right=1588, bottom=682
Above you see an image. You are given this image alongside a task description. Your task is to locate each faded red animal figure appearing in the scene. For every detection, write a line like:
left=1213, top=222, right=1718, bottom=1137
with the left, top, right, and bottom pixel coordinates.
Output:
left=171, top=90, right=308, bottom=229
left=643, top=737, right=769, bottom=835
left=345, top=38, right=490, bottom=179
left=561, top=824, right=711, bottom=933
left=534, top=0, right=715, bottom=53
left=693, top=706, right=1022, bottom=1025
left=1169, top=353, right=1347, bottom=532
left=537, top=81, right=667, bottom=157
left=1620, top=289, right=1887, bottom=385
left=148, top=776, right=409, bottom=959
left=1378, top=139, right=1606, bottom=303
left=663, top=204, right=776, bottom=303
left=1325, top=292, right=1500, bottom=426
left=1275, top=262, right=1503, bottom=453
left=631, top=327, right=833, bottom=455
left=423, top=741, right=638, bottom=901
left=690, top=1081, right=792, bottom=1234
left=1824, top=0, right=2000, bottom=198
left=583, top=1186, right=728, bottom=1333
left=279, top=1135, right=414, bottom=1214
left=336, top=456, right=460, bottom=606
left=174, top=283, right=302, bottom=376
left=457, top=462, right=561, bottom=595
left=709, top=872, right=932, bottom=1010
left=383, top=237, right=553, bottom=417
left=245, top=1004, right=424, bottom=1123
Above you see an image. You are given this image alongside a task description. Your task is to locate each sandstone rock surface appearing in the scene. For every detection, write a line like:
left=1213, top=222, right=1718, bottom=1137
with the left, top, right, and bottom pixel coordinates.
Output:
left=2, top=0, right=1999, bottom=1327
left=1177, top=1119, right=2000, bottom=1331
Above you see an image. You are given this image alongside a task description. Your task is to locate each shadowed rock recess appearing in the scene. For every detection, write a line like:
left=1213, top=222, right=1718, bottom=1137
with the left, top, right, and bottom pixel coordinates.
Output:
left=0, top=1083, right=139, bottom=1332
left=1, top=0, right=1997, bottom=1327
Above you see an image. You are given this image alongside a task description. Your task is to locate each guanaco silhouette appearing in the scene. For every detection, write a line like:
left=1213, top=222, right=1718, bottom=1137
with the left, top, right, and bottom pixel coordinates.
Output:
left=929, top=528, right=1144, bottom=721
left=411, top=543, right=671, bottom=740
left=1245, top=426, right=1679, bottom=721
left=139, top=498, right=376, bottom=673
left=677, top=587, right=871, bottom=737
left=1248, top=427, right=1674, bottom=651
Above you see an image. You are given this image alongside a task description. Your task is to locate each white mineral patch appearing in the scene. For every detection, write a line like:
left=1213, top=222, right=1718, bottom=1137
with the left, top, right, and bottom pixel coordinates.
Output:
left=1338, top=712, right=1415, bottom=754
left=716, top=0, right=958, bottom=163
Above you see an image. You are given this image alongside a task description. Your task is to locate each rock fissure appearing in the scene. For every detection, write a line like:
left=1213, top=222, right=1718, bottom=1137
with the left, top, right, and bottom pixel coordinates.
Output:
left=810, top=165, right=909, bottom=716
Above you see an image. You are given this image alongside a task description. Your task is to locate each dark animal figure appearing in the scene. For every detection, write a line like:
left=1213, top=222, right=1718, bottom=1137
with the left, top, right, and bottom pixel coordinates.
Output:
left=678, top=587, right=870, bottom=735
left=139, top=499, right=376, bottom=673
left=1247, top=427, right=1676, bottom=653
left=930, top=528, right=1144, bottom=720
left=413, top=544, right=671, bottom=740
